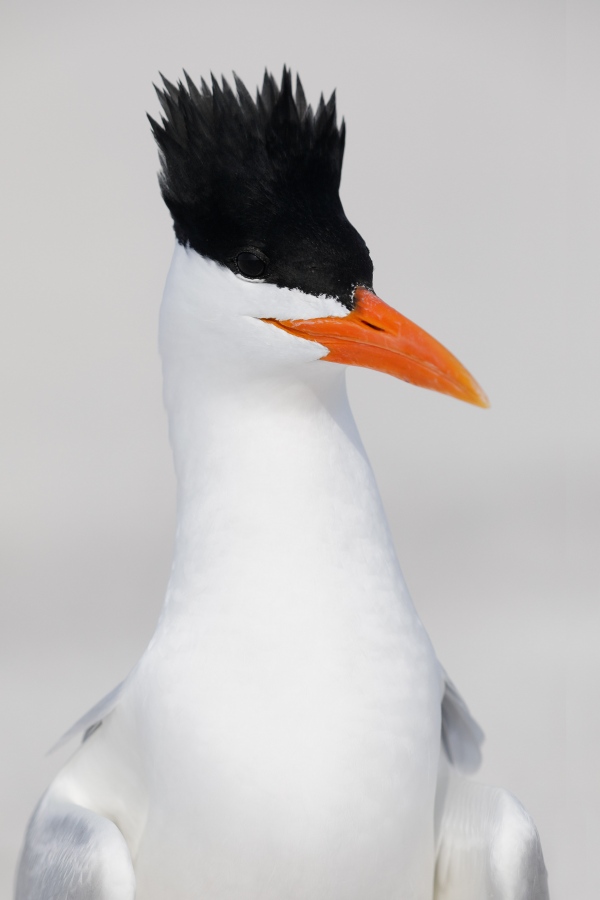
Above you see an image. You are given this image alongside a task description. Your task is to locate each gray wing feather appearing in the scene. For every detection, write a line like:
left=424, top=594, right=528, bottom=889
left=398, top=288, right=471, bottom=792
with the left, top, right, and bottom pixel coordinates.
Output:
left=16, top=794, right=135, bottom=899
left=441, top=671, right=484, bottom=774
left=48, top=681, right=124, bottom=754
left=435, top=769, right=549, bottom=899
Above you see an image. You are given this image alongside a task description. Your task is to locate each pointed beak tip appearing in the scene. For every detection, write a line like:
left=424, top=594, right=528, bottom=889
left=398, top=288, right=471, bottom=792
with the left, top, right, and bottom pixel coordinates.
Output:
left=466, top=384, right=490, bottom=410
left=473, top=394, right=491, bottom=410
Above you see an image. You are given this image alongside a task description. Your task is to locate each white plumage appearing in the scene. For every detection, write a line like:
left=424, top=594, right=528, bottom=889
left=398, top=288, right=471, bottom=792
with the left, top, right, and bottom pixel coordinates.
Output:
left=16, top=71, right=548, bottom=899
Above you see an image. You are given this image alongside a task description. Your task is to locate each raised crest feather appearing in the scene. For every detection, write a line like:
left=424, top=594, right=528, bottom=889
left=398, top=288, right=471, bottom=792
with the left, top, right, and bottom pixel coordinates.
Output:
left=148, top=67, right=372, bottom=306
left=149, top=67, right=345, bottom=207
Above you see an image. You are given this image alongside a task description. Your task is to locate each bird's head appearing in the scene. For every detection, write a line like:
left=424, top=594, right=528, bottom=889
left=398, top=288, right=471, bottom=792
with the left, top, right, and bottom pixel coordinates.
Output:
left=149, top=68, right=488, bottom=406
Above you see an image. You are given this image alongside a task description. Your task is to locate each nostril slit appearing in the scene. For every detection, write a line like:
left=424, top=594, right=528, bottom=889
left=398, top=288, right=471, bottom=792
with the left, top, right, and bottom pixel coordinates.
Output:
left=363, top=321, right=386, bottom=332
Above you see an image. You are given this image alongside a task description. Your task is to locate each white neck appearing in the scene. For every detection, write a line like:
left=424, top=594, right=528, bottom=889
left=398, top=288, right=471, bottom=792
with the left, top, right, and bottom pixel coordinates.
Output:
left=162, top=360, right=410, bottom=621
left=152, top=246, right=415, bottom=629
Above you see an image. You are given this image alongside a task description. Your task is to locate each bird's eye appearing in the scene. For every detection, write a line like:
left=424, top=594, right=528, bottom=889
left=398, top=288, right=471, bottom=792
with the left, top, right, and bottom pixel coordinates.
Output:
left=236, top=251, right=267, bottom=279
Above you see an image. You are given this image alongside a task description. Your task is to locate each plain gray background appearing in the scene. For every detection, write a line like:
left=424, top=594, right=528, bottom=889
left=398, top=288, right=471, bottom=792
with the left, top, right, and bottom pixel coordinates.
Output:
left=1, top=1, right=598, bottom=898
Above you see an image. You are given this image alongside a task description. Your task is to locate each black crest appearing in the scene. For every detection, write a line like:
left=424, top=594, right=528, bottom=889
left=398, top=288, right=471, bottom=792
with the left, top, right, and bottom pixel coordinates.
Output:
left=149, top=68, right=373, bottom=306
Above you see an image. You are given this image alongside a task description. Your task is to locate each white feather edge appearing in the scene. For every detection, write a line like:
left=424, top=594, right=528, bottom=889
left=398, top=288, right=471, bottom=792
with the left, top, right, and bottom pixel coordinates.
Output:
left=47, top=681, right=125, bottom=755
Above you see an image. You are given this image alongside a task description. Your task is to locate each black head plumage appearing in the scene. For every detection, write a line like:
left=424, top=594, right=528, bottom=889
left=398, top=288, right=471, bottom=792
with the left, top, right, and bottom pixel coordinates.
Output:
left=148, top=68, right=373, bottom=307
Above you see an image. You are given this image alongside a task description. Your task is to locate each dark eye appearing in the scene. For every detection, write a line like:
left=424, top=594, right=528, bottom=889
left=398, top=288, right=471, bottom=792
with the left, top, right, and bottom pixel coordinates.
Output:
left=236, top=251, right=268, bottom=279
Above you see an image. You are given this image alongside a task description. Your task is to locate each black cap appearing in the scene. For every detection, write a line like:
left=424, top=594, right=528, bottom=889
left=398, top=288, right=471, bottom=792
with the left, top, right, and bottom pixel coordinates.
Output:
left=149, top=68, right=373, bottom=309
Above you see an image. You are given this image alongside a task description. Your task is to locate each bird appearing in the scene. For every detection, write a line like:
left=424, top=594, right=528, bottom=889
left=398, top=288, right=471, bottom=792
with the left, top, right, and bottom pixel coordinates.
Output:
left=16, top=68, right=549, bottom=900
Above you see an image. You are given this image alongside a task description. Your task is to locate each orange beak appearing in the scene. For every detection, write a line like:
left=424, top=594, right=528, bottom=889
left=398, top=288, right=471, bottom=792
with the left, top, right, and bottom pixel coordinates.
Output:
left=263, top=287, right=489, bottom=408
